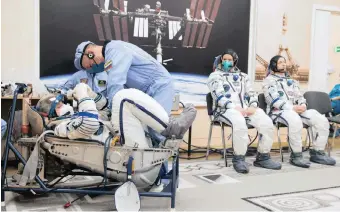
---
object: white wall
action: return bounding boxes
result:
[1,0,46,96]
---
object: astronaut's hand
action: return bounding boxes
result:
[73,83,90,100]
[246,107,257,116]
[47,119,65,128]
[293,105,306,114]
[85,85,98,99]
[235,106,247,117]
[66,89,74,100]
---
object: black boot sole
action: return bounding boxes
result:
[253,162,282,170]
[234,169,249,174]
[309,159,336,166]
[289,161,311,168]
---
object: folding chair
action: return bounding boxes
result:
[258,93,312,162]
[205,93,256,166]
[303,91,340,156]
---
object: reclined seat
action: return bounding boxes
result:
[22,105,179,188]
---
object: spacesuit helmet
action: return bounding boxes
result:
[218,49,239,72]
[269,55,287,73]
[36,94,74,118]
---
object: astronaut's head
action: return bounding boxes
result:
[218,49,239,72]
[74,41,104,71]
[36,94,74,118]
[269,55,287,73]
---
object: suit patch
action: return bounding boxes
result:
[104,60,112,71]
[80,78,88,84]
[232,81,240,86]
[98,80,107,87]
[287,91,294,97]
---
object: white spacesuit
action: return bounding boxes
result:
[263,55,336,167]
[207,49,281,174]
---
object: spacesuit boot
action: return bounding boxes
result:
[160,104,197,139]
[309,149,336,166]
[289,152,311,168]
[232,155,249,174]
[253,153,282,170]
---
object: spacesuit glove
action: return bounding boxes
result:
[54,121,68,137]
[235,106,247,117]
[73,83,90,101]
[66,89,74,100]
[85,85,99,99]
[246,107,257,116]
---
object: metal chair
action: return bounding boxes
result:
[205,93,256,165]
[303,91,340,156]
[258,93,312,162]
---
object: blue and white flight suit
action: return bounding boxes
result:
[263,72,336,167]
[59,70,108,97]
[207,59,280,174]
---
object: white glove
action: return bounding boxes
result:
[66,89,74,100]
[85,85,98,99]
[73,83,90,100]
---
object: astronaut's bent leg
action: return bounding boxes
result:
[219,109,249,173]
[300,109,336,165]
[248,108,281,170]
[111,89,196,148]
[147,80,175,146]
[272,110,310,168]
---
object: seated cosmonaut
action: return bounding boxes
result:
[31,83,197,187]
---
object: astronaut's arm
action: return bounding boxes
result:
[87,87,108,111]
[293,81,307,106]
[207,73,235,109]
[263,79,293,110]
[105,45,133,108]
[244,75,259,107]
[59,75,77,94]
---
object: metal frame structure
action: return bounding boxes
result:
[92,0,221,63]
[1,84,180,210]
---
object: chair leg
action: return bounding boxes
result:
[221,124,227,166]
[329,124,337,157]
[206,122,214,160]
[277,126,283,162]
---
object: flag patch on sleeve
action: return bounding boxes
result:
[80,78,88,84]
[104,60,112,71]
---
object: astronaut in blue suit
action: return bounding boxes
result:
[74,40,175,147]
